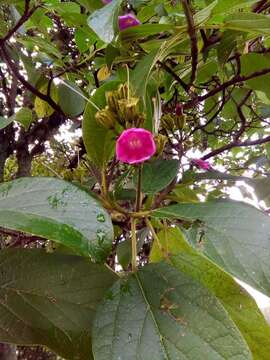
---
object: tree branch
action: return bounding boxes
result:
[202,134,270,160]
[182,0,198,87]
[184,67,270,110]
[0,44,64,115]
[157,60,189,93]
[0,0,39,43]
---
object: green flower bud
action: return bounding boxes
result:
[106,91,120,114]
[154,134,168,156]
[175,114,186,129]
[160,114,175,131]
[95,106,116,129]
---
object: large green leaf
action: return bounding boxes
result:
[134,159,179,194]
[58,80,86,117]
[241,53,270,99]
[82,81,119,168]
[0,177,113,261]
[224,12,270,35]
[92,262,252,359]
[150,226,270,360]
[0,249,117,359]
[152,200,270,297]
[87,0,121,43]
[131,35,182,98]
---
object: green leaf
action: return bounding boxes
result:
[0,177,113,261]
[82,81,120,168]
[212,0,255,15]
[34,83,58,118]
[0,116,13,130]
[194,0,218,25]
[224,12,270,35]
[58,80,86,117]
[150,226,270,360]
[241,53,270,99]
[135,159,178,194]
[119,23,172,42]
[92,262,252,359]
[153,200,270,297]
[77,0,102,12]
[169,184,199,203]
[131,35,181,98]
[87,0,121,43]
[0,249,117,359]
[15,107,33,130]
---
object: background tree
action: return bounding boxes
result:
[1,0,270,359]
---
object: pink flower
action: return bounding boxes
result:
[118,14,140,31]
[116,128,156,164]
[102,0,111,3]
[191,159,212,171]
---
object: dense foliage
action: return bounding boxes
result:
[1,0,270,359]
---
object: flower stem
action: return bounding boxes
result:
[101,168,107,197]
[131,217,137,272]
[135,164,142,212]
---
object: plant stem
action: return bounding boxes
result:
[135,164,142,212]
[145,218,168,259]
[101,168,107,196]
[131,217,137,272]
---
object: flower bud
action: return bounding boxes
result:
[175,114,186,129]
[106,91,120,114]
[118,14,140,31]
[95,106,116,129]
[154,134,167,156]
[117,97,140,126]
[175,103,183,116]
[160,114,175,131]
[117,83,129,99]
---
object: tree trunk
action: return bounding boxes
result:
[0,344,17,360]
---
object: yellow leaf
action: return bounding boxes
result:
[34,83,58,118]
[97,65,111,82]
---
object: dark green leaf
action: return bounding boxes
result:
[58,80,86,117]
[0,177,113,261]
[92,262,252,359]
[150,226,270,360]
[82,81,120,168]
[0,249,117,359]
[136,159,178,194]
[241,53,270,99]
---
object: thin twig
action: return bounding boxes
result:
[182,0,198,87]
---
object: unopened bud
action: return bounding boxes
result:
[95,107,116,129]
[175,103,183,116]
[175,114,186,129]
[106,91,120,114]
[117,83,129,99]
[118,97,140,126]
[160,114,175,131]
[154,134,167,156]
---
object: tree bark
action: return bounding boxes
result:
[0,344,17,360]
